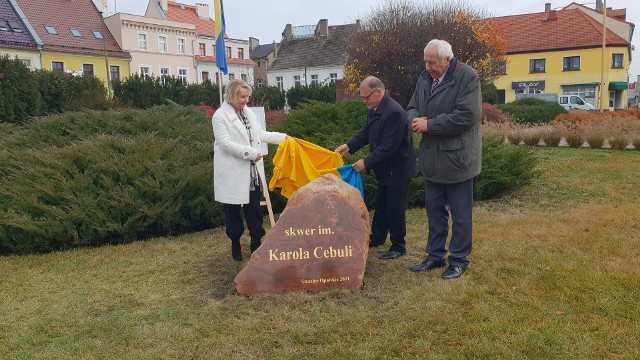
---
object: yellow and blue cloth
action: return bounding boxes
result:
[269,138,364,199]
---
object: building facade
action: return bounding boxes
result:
[491,2,633,110]
[267,19,358,91]
[145,0,255,85]
[105,12,197,83]
[11,0,130,88]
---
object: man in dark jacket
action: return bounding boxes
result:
[407,39,482,279]
[335,76,416,260]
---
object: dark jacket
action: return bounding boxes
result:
[347,93,416,186]
[407,57,482,184]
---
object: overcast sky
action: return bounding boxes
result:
[105,0,639,81]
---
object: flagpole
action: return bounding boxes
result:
[214,0,228,107]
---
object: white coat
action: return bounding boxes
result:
[212,101,286,204]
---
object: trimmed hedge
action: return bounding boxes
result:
[0,55,106,124]
[498,97,566,124]
[1,101,539,254]
[0,105,219,254]
[272,100,538,209]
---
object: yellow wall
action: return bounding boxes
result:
[41,51,130,95]
[0,48,41,69]
[494,46,629,109]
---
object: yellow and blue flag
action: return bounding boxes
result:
[214,0,228,74]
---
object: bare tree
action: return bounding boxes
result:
[344,0,506,106]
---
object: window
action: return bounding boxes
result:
[177,38,185,54]
[21,59,31,69]
[45,25,58,35]
[70,28,82,37]
[158,36,167,53]
[138,33,148,51]
[92,30,103,40]
[276,76,283,90]
[228,73,235,80]
[329,73,338,84]
[563,56,580,71]
[139,66,150,77]
[241,73,247,82]
[310,74,318,84]
[294,75,301,87]
[199,43,206,56]
[257,79,264,87]
[226,46,231,59]
[51,61,64,73]
[238,48,244,60]
[0,20,9,32]
[110,65,120,81]
[8,20,22,32]
[529,58,546,73]
[202,71,209,83]
[212,44,216,55]
[612,53,624,68]
[178,68,187,84]
[83,64,94,77]
[160,67,170,84]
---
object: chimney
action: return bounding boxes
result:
[545,3,551,12]
[160,0,168,12]
[249,37,259,51]
[273,41,278,59]
[315,19,328,37]
[548,10,557,21]
[282,24,292,41]
[595,0,603,11]
[196,3,209,18]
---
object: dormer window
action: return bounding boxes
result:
[0,20,9,32]
[8,20,22,32]
[92,30,104,40]
[70,28,82,37]
[45,25,58,35]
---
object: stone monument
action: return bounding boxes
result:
[234,174,370,294]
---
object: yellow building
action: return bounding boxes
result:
[491,3,633,110]
[8,0,130,95]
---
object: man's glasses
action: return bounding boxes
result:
[359,89,378,99]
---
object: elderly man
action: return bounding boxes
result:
[407,39,482,279]
[335,76,416,260]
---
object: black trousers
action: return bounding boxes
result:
[223,189,265,242]
[424,177,476,268]
[370,178,411,253]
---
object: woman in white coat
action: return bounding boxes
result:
[212,79,288,261]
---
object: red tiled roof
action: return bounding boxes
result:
[163,1,217,38]
[14,0,129,58]
[195,55,256,66]
[563,2,629,23]
[490,9,629,54]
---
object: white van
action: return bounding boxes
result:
[559,95,594,111]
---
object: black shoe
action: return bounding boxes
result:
[410,258,446,272]
[378,250,405,260]
[231,240,242,262]
[441,265,466,280]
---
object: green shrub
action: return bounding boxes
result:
[475,136,539,200]
[0,105,220,254]
[112,75,221,109]
[250,86,286,110]
[286,83,336,109]
[498,98,566,124]
[0,55,45,123]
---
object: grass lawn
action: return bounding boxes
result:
[1,148,639,359]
